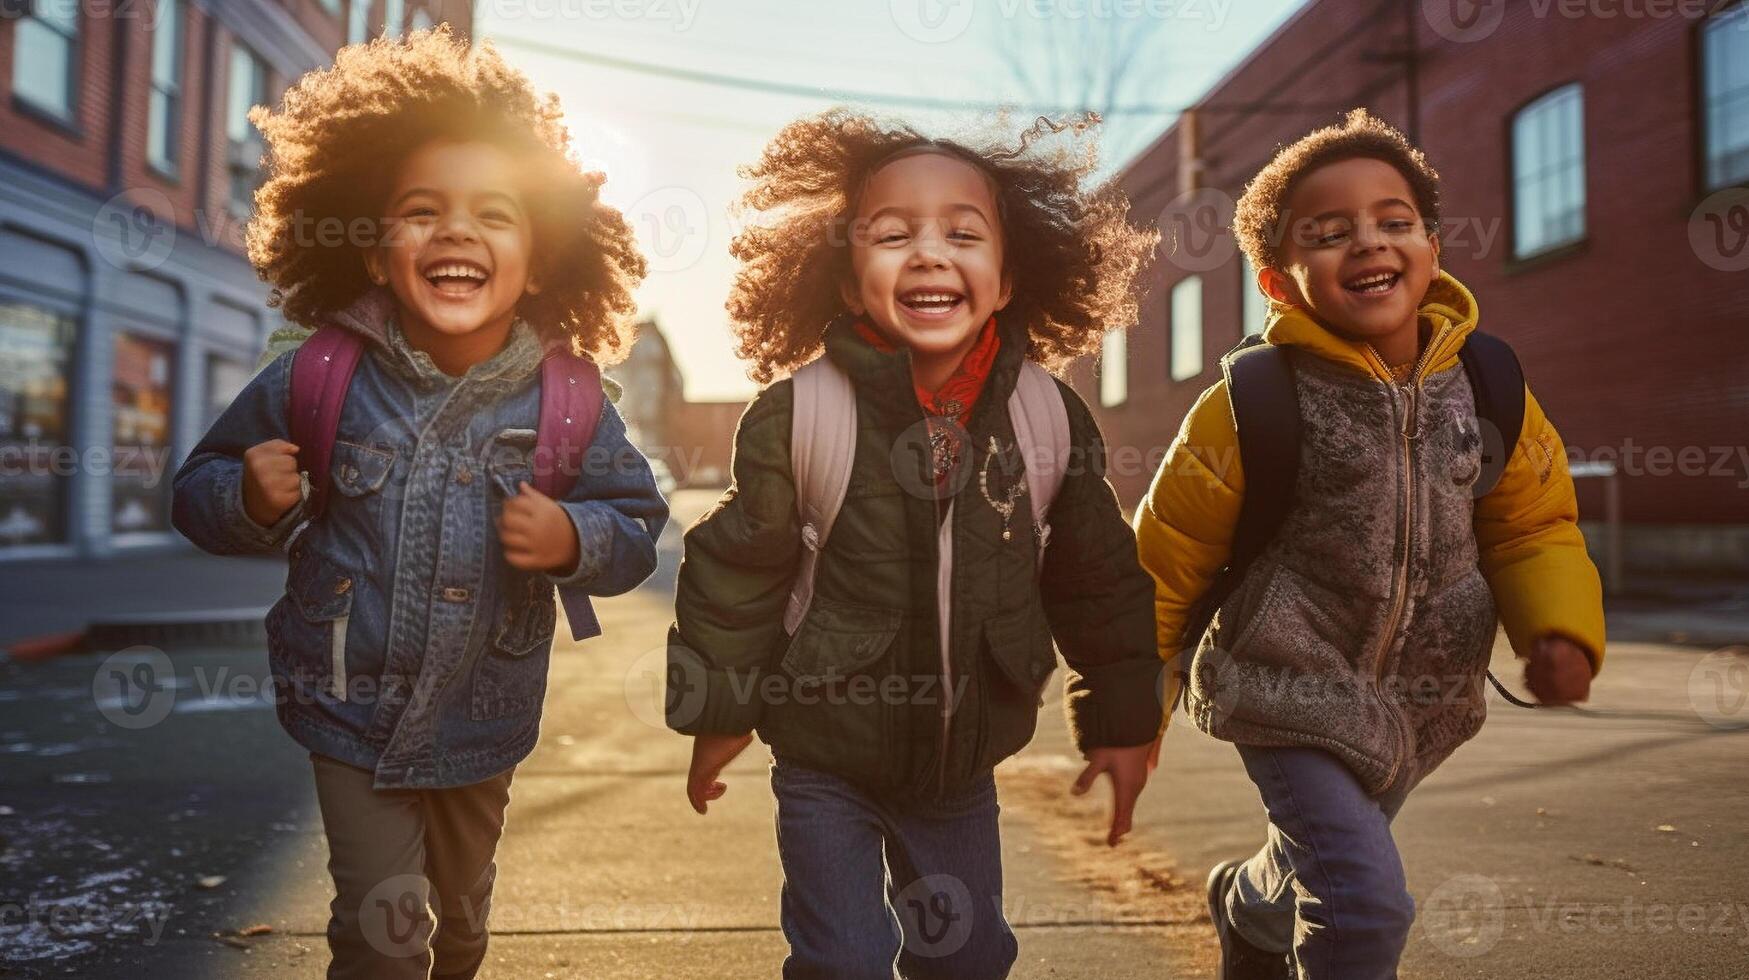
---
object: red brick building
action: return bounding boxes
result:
[0,0,469,560]
[1068,0,1749,575]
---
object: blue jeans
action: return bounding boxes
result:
[770,760,1018,980]
[1224,745,1418,980]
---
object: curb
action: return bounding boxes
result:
[6,609,270,661]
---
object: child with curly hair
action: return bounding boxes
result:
[1135,109,1604,979]
[171,27,667,980]
[667,109,1163,979]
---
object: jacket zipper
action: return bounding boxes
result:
[935,499,954,795]
[1367,335,1437,793]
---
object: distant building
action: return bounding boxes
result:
[0,0,471,560]
[614,319,743,490]
[1068,0,1749,575]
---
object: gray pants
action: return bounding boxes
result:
[310,752,515,980]
[1224,745,1418,980]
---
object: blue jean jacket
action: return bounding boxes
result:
[172,299,668,789]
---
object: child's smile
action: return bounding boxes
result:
[841,150,1012,389]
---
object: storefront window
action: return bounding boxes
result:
[112,332,175,534]
[204,354,248,428]
[0,303,76,547]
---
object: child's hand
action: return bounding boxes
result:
[687,732,753,815]
[497,482,581,573]
[1072,739,1158,847]
[1525,636,1593,705]
[242,439,302,527]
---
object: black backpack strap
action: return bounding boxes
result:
[1458,330,1526,498]
[1174,337,1300,694]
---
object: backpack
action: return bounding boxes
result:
[781,356,1073,637]
[1177,330,1529,702]
[286,325,608,641]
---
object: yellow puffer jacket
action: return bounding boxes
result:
[1135,272,1606,726]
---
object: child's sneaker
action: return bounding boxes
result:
[1206,860,1292,980]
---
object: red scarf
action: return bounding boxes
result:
[852,315,1001,424]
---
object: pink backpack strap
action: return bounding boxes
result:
[288,326,366,515]
[1006,361,1071,568]
[536,349,606,641]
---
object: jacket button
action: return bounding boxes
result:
[335,577,352,595]
[456,464,473,485]
[440,586,470,602]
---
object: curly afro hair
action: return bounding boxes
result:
[245,25,646,362]
[1234,108,1441,272]
[726,108,1158,384]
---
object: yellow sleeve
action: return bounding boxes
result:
[1474,386,1607,672]
[1132,380,1246,729]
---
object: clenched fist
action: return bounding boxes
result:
[497,481,581,574]
[242,439,302,528]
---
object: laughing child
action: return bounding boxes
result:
[171,28,667,980]
[1135,109,1606,979]
[668,110,1163,979]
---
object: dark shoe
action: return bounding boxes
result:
[1207,859,1293,980]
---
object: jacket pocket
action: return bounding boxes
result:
[330,440,396,497]
[765,596,904,779]
[471,573,557,720]
[974,606,1055,769]
[284,544,356,701]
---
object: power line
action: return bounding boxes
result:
[488,32,1351,118]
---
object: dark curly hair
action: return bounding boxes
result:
[245,25,646,362]
[726,108,1158,384]
[1234,108,1441,272]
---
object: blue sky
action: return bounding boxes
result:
[478,0,1307,400]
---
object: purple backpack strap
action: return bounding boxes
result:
[536,349,606,641]
[288,326,365,516]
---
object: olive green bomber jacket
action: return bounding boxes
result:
[666,314,1163,797]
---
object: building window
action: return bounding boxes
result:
[1702,5,1749,190]
[112,332,175,535]
[147,0,184,175]
[319,0,341,15]
[226,44,268,215]
[12,0,80,120]
[1099,328,1127,408]
[410,7,432,30]
[204,355,249,429]
[1241,259,1269,338]
[1170,276,1203,382]
[0,303,76,548]
[382,0,404,37]
[348,0,371,45]
[1511,84,1586,259]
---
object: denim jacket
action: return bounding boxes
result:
[172,289,669,788]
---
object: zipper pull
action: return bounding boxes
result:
[1402,384,1422,441]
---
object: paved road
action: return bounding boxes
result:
[3,491,1746,977]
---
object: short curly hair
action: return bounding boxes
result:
[1234,108,1441,272]
[726,109,1158,384]
[245,26,645,362]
